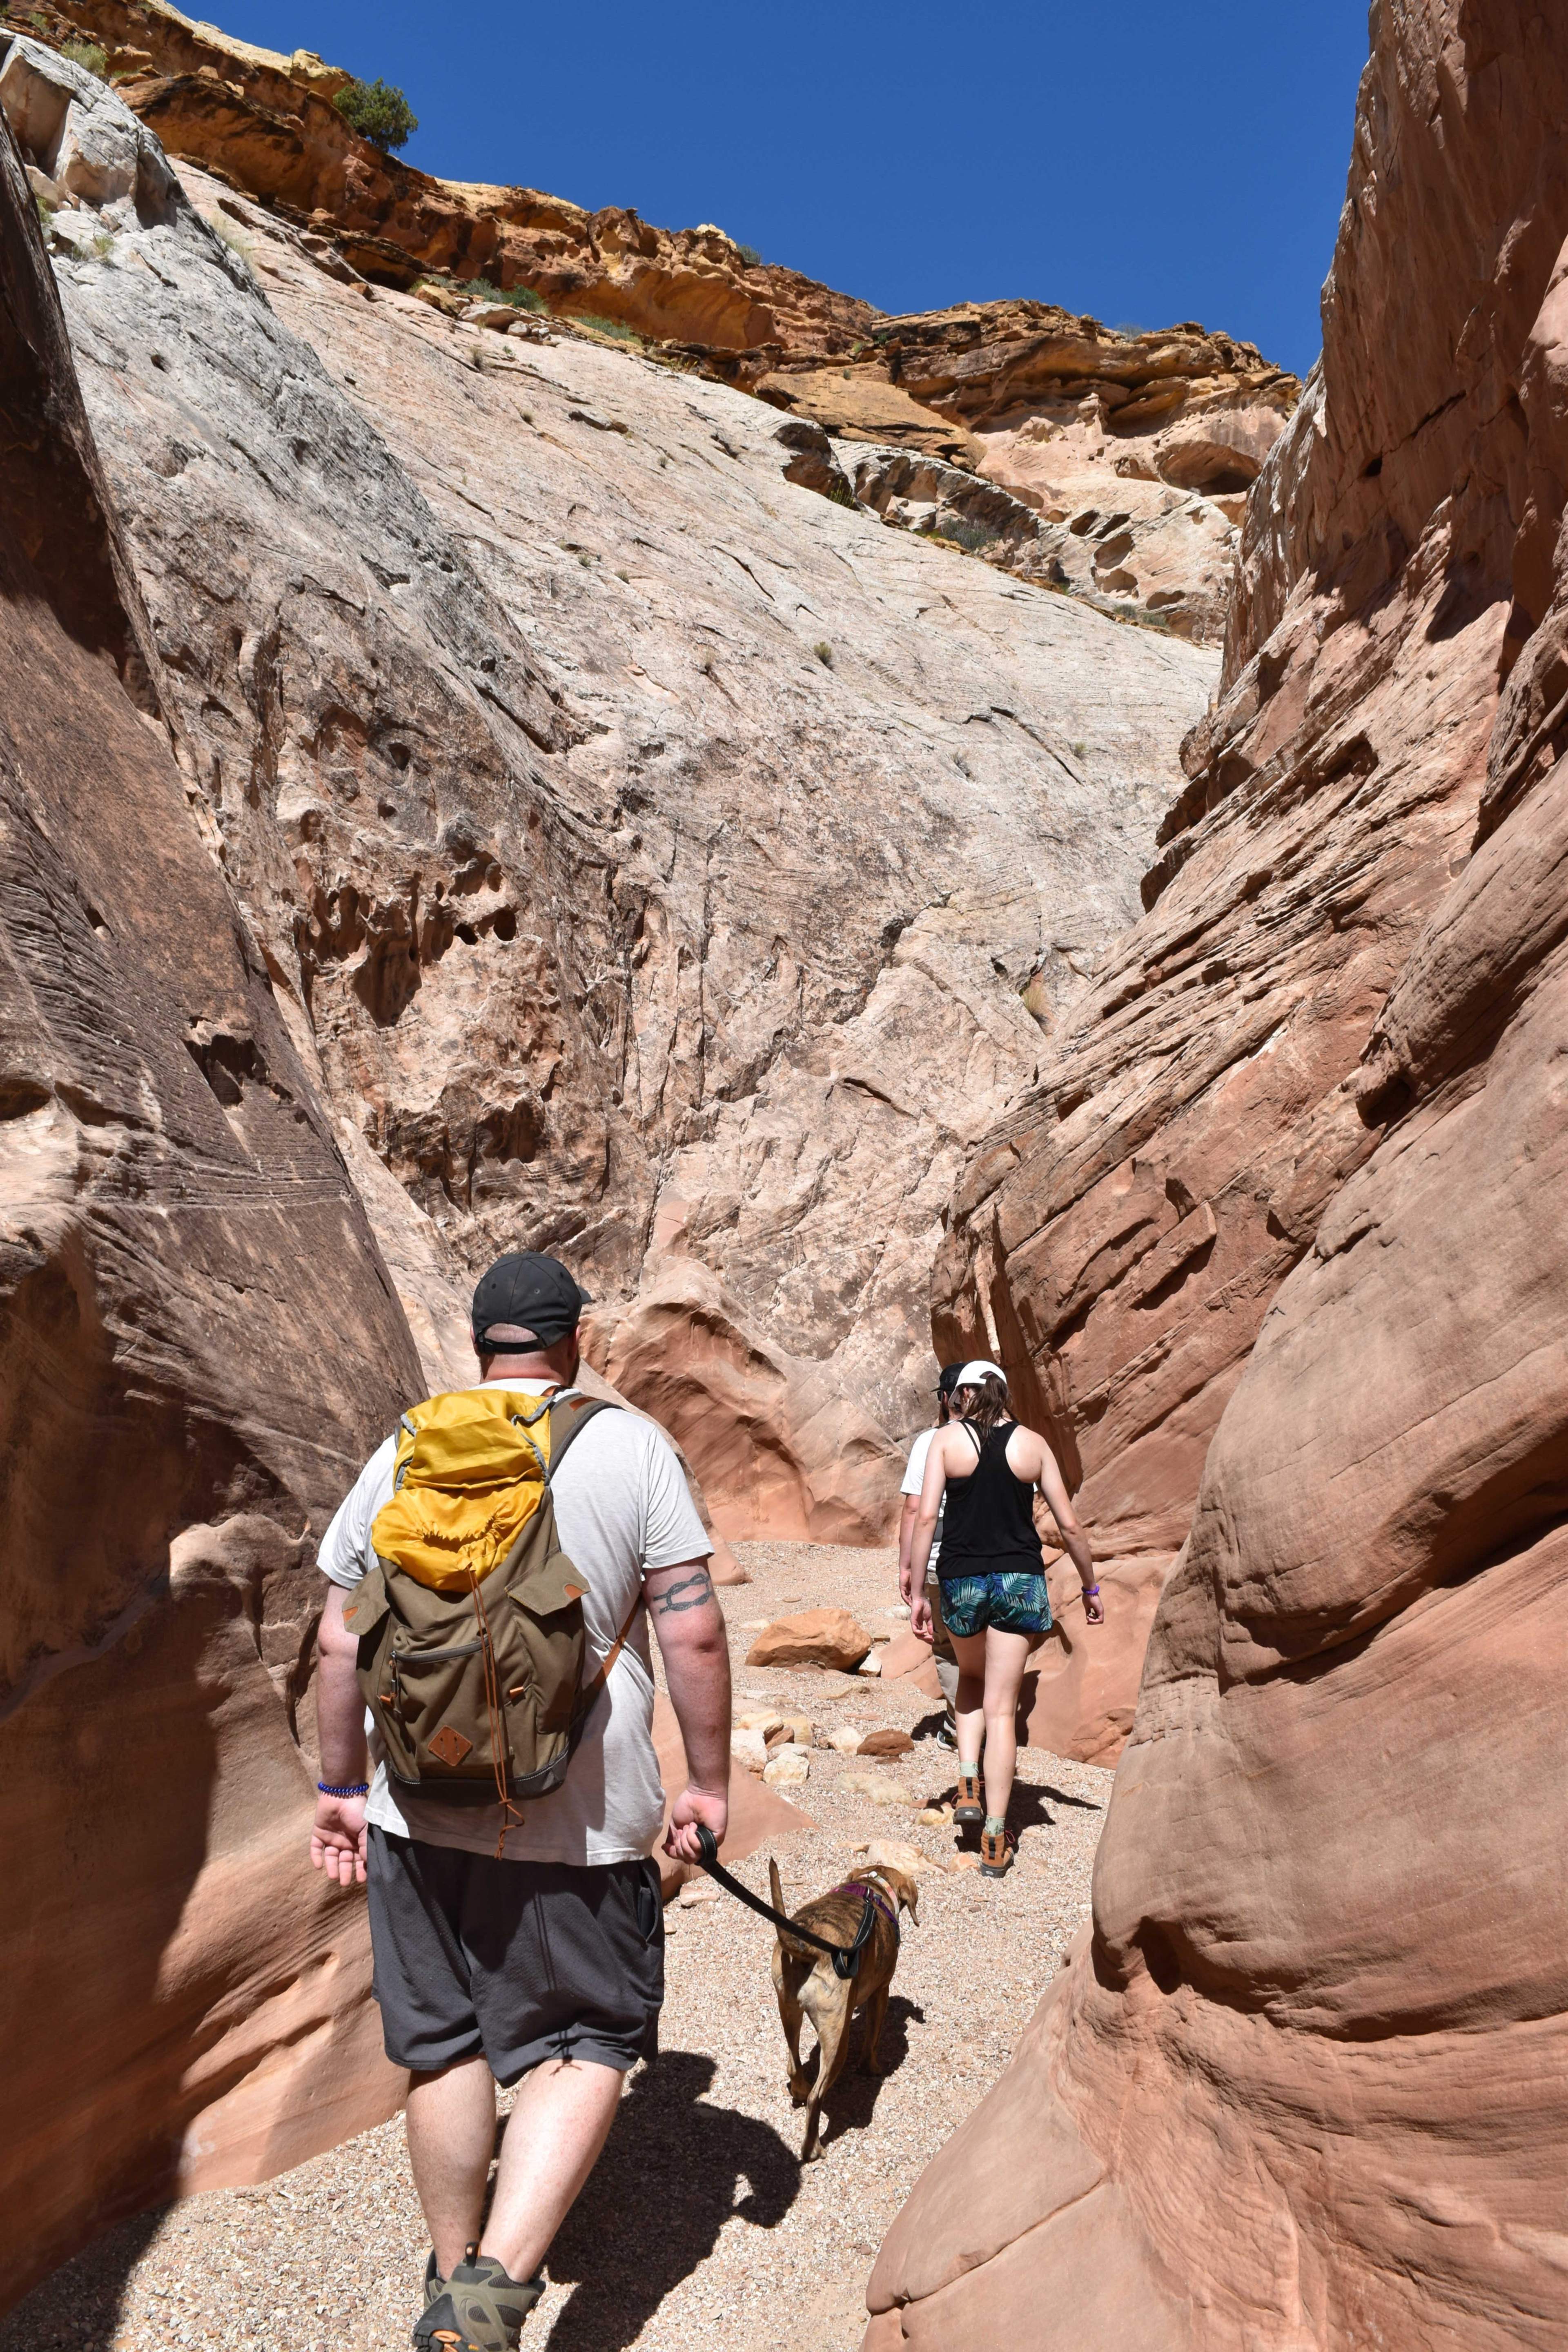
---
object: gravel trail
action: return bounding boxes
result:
[4,1541,1110,2352]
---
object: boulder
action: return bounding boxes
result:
[745,1608,874,1670]
[730,1727,769,1776]
[763,1744,811,1788]
[864,1838,930,1878]
[0,35,174,215]
[875,1627,933,1680]
[876,4,1568,2343]
[1016,1553,1175,1765]
[707,1532,749,1586]
[856,1728,914,1760]
[840,1774,912,1811]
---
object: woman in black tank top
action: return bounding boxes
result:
[906,1361,1102,1878]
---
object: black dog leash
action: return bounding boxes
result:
[693,1824,878,1981]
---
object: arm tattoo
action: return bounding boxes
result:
[651,1567,716,1616]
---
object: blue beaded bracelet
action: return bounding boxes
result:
[317,1780,370,1797]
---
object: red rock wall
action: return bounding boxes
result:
[0,110,419,2308]
[871,4,1568,2341]
[929,0,1568,1753]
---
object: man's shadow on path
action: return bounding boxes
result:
[540,2051,801,2351]
[0,2210,165,2352]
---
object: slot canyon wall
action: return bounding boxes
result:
[4,28,1219,1544]
[870,0,1568,2343]
[0,20,1243,2303]
[0,103,419,2308]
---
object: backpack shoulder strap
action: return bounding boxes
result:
[546,1393,620,1479]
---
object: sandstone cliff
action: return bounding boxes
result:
[4,0,1296,645]
[761,305,1298,644]
[871,2,1568,2341]
[3,33,1214,1543]
[0,96,421,2309]
[14,0,877,350]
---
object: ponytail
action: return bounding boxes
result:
[953,1371,1010,1435]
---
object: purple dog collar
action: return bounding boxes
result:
[842,1879,899,1933]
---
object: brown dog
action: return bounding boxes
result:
[768,1856,918,2162]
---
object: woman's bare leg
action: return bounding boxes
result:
[980,1628,1033,1825]
[950,1629,988,1773]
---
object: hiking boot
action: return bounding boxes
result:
[412,2252,543,2351]
[953,1768,984,1825]
[980,1824,1017,1878]
[934,1717,958,1751]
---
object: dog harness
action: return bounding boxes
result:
[842,1878,900,1939]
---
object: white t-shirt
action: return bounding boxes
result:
[319,1381,710,1866]
[902,1425,946,1574]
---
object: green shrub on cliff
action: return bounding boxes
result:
[60,37,107,76]
[575,312,641,344]
[334,76,417,153]
[453,276,546,314]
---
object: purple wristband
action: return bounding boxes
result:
[1080,1585,1099,1597]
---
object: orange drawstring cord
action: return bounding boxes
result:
[468,1565,526,1858]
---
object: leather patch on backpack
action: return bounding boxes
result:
[429,1724,473,1767]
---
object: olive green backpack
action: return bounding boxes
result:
[341,1388,636,1846]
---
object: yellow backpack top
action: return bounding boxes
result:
[371,1388,559,1592]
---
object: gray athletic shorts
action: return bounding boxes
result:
[366,1828,665,2085]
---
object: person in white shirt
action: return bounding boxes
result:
[308,1250,730,2352]
[897,1362,964,1746]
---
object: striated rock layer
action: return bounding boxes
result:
[7,1,1297,643]
[762,304,1299,644]
[872,3,1568,2343]
[0,100,420,2310]
[18,0,876,350]
[9,43,1214,1541]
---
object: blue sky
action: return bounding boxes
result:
[219,1,1370,379]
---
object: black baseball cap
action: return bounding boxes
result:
[937,1362,965,1398]
[472,1251,593,1352]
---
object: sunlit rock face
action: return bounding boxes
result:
[870,4,1568,2345]
[32,67,1212,1540]
[763,303,1298,644]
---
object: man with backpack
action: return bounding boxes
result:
[308,1250,731,2352]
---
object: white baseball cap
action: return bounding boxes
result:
[955,1359,1007,1386]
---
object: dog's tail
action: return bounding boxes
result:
[768,1856,820,1962]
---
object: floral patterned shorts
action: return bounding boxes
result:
[938,1568,1051,1639]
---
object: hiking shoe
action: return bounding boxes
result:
[980,1824,1017,1878]
[412,2253,543,2351]
[423,2252,445,2308]
[953,1768,984,1825]
[934,1718,958,1751]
